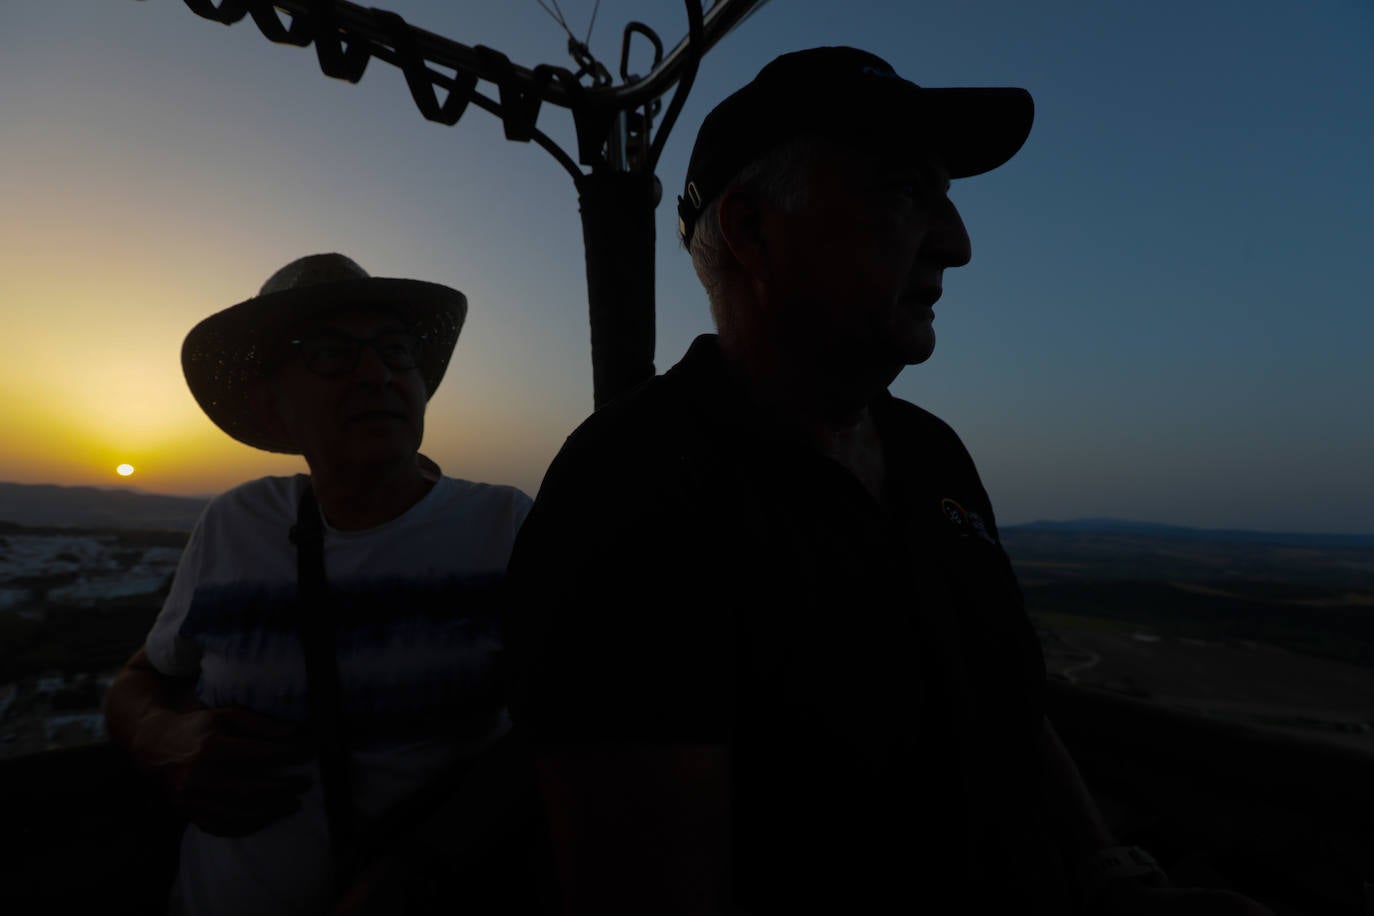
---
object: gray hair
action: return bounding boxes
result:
[686,137,825,333]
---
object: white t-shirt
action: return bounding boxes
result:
[144,473,531,915]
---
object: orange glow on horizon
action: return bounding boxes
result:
[0,248,555,500]
[0,368,550,498]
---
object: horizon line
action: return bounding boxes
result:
[2,480,1372,540]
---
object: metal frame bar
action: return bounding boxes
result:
[247,0,755,110]
[181,1,764,176]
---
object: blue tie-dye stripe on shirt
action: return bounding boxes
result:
[180,574,505,746]
[180,573,505,637]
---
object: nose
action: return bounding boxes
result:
[352,341,394,385]
[930,194,972,268]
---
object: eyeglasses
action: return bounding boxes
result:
[288,330,426,378]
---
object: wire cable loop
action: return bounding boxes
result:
[311,0,371,82]
[182,0,250,25]
[246,1,315,46]
[371,8,477,125]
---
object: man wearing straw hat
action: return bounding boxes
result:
[106,254,533,914]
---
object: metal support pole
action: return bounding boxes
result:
[576,170,658,409]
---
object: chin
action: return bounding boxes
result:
[885,314,936,366]
[900,333,936,366]
[346,435,423,467]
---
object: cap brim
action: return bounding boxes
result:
[182,277,466,454]
[905,87,1035,179]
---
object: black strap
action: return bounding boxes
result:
[290,483,355,882]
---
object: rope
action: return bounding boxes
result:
[535,0,575,44]
[585,0,601,45]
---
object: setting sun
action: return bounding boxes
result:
[116,464,135,477]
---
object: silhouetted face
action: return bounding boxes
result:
[266,308,427,468]
[767,139,972,379]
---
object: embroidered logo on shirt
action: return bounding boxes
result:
[941,498,969,533]
[941,497,998,544]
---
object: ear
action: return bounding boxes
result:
[250,377,294,450]
[717,186,777,287]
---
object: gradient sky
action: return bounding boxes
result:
[3,1,1371,532]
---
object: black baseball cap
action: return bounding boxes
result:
[677,46,1034,246]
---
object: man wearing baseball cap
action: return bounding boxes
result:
[105,254,535,914]
[506,48,1274,914]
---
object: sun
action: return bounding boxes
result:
[116,463,135,477]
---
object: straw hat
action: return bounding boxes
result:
[182,253,467,454]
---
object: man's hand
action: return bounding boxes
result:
[1093,881,1277,916]
[106,646,315,837]
[145,704,315,836]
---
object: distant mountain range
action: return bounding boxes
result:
[0,482,208,532]
[0,482,1371,546]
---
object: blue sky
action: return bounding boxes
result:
[2,1,1372,532]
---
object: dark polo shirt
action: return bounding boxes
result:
[505,335,1064,910]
